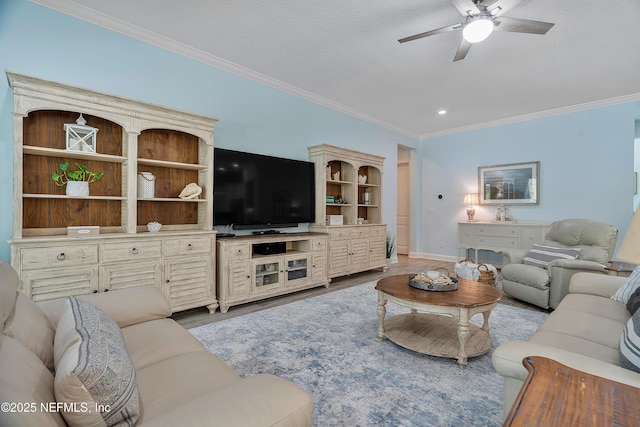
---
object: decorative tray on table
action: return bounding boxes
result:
[409,270,458,292]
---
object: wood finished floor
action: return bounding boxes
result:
[173,255,547,329]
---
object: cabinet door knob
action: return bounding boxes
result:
[166,279,170,283]
[187,243,193,250]
[103,289,109,292]
[92,290,98,294]
[57,253,65,261]
[131,248,138,254]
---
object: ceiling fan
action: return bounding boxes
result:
[398,0,555,61]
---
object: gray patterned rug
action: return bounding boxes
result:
[189,281,547,426]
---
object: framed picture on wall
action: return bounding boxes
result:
[478,161,540,205]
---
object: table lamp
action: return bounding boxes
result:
[463,193,479,222]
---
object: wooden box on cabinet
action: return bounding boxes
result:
[216,232,329,313]
[7,72,218,313]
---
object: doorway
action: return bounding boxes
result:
[397,146,411,255]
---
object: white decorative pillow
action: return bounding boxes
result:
[523,244,581,269]
[611,266,640,304]
[620,307,640,373]
[54,297,139,427]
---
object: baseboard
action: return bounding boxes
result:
[408,252,458,263]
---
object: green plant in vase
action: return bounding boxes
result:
[386,233,396,259]
[51,161,104,196]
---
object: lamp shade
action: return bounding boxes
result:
[464,193,479,206]
[617,208,640,264]
[463,16,494,43]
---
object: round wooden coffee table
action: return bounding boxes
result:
[375,274,501,369]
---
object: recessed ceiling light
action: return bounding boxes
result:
[438,110,447,115]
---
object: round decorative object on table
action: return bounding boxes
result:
[408,272,458,291]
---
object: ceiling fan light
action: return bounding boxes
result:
[463,17,494,43]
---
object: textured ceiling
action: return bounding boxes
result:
[34,0,640,138]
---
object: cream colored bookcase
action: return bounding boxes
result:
[308,144,387,279]
[7,72,219,313]
[216,232,329,313]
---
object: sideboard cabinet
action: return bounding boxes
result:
[8,72,218,313]
[308,145,387,279]
[458,221,550,264]
[216,232,329,313]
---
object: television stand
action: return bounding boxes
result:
[216,232,329,312]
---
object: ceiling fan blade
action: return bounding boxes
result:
[485,0,523,17]
[451,0,481,16]
[453,38,473,62]
[494,16,555,35]
[398,23,462,43]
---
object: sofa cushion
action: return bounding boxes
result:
[611,266,640,304]
[620,308,640,373]
[502,263,550,289]
[558,293,629,324]
[0,262,19,330]
[122,318,207,370]
[136,351,240,423]
[54,297,140,427]
[523,244,581,269]
[3,293,56,372]
[0,335,66,427]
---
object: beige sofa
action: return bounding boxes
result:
[0,262,314,427]
[492,271,640,417]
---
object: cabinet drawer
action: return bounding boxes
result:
[477,225,518,237]
[164,236,212,257]
[312,238,327,252]
[369,226,386,238]
[477,236,519,249]
[21,245,99,270]
[226,243,251,261]
[102,241,162,263]
[329,229,351,241]
[351,228,370,239]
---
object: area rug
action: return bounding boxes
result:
[189,281,548,426]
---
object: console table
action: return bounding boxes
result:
[504,356,640,426]
[457,221,549,264]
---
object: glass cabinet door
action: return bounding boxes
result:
[285,254,310,286]
[253,259,282,288]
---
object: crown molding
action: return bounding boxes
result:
[420,92,640,140]
[29,0,419,139]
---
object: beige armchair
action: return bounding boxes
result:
[501,219,618,309]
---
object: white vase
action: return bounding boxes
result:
[66,181,89,196]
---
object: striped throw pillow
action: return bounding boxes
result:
[611,266,640,304]
[621,308,640,373]
[523,244,581,269]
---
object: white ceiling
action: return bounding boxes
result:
[34,0,640,138]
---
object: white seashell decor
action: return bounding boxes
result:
[179,182,202,199]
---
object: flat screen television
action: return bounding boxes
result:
[213,148,315,230]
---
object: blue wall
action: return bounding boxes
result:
[2,0,639,264]
[417,102,640,260]
[0,0,416,262]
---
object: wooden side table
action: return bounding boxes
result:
[504,356,640,426]
[605,261,636,277]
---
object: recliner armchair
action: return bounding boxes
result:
[501,219,618,309]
